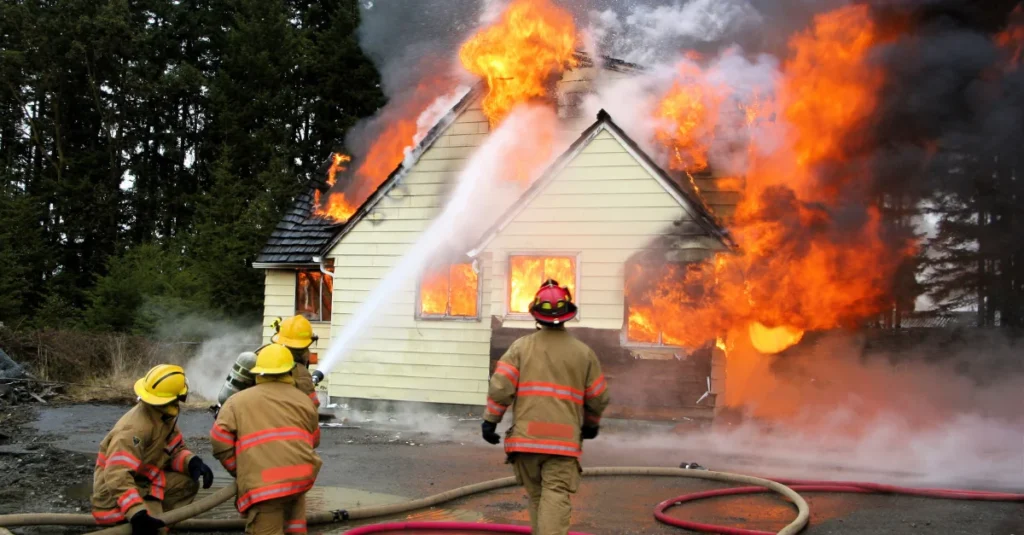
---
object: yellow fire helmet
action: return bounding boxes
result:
[272,315,317,349]
[134,364,189,406]
[250,344,297,376]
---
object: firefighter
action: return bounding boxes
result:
[211,344,322,535]
[481,279,610,535]
[216,315,321,410]
[91,365,215,535]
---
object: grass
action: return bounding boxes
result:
[2,327,214,407]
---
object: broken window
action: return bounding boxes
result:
[296,265,333,322]
[508,255,577,315]
[418,262,479,319]
[624,261,702,347]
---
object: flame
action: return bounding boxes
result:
[314,153,355,220]
[748,322,805,355]
[420,263,479,317]
[997,5,1024,68]
[654,62,723,173]
[508,256,576,314]
[635,5,912,359]
[459,0,577,125]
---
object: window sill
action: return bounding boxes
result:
[415,315,482,323]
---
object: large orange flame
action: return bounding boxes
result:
[459,0,577,125]
[654,61,724,173]
[420,263,479,317]
[509,256,576,314]
[632,5,913,356]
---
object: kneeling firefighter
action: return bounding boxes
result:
[480,280,611,535]
[91,365,215,534]
[211,344,322,535]
[216,315,323,411]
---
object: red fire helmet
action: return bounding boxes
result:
[529,279,578,324]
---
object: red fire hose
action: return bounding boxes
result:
[342,522,592,534]
[654,478,1024,535]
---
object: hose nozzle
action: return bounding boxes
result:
[311,369,325,385]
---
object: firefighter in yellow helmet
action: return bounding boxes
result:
[481,280,610,535]
[211,344,322,535]
[216,315,321,411]
[91,365,215,535]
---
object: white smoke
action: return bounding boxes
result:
[402,86,473,170]
[320,105,565,373]
[182,328,260,402]
[587,0,764,65]
[582,47,781,177]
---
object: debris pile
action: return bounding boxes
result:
[0,348,60,407]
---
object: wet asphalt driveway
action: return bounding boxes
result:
[14,404,1024,534]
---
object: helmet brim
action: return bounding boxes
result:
[530,304,578,324]
[250,363,296,375]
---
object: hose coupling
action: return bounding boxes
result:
[331,509,350,522]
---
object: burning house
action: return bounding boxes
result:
[254,42,740,419]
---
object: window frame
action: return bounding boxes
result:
[295,263,333,323]
[414,260,483,322]
[504,251,582,321]
[620,261,700,349]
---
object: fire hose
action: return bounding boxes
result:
[3,467,1023,535]
[0,467,809,534]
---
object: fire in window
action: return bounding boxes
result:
[419,262,479,318]
[624,262,705,347]
[296,266,333,322]
[508,256,577,314]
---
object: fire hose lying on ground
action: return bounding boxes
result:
[1,465,1022,535]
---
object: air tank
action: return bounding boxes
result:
[217,350,258,406]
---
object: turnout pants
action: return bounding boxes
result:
[244,492,307,535]
[91,472,198,525]
[511,453,582,535]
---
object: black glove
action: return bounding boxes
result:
[481,421,501,445]
[130,510,165,535]
[581,426,599,440]
[188,456,215,489]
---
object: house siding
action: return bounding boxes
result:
[324,99,493,406]
[484,128,720,332]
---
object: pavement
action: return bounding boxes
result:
[5,403,1023,534]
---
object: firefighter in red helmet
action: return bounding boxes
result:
[481,279,610,535]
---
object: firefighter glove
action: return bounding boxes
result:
[188,456,215,489]
[481,421,501,445]
[130,510,165,535]
[581,426,599,440]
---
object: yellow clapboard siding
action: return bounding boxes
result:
[569,153,638,168]
[401,171,459,186]
[420,146,479,161]
[330,385,486,406]
[580,138,628,154]
[543,179,667,195]
[265,270,294,287]
[524,193,680,209]
[264,283,294,296]
[557,166,650,181]
[331,312,491,331]
[264,305,295,317]
[513,207,685,223]
[332,361,489,381]
[450,122,484,136]
[342,350,490,368]
[333,373,485,394]
[347,338,490,355]
[343,220,432,233]
[448,134,488,147]
[264,294,294,308]
[411,159,467,173]
[362,326,493,343]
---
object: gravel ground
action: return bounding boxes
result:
[0,403,1021,535]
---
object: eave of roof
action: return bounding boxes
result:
[466,109,734,257]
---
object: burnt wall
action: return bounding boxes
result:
[488,317,713,421]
